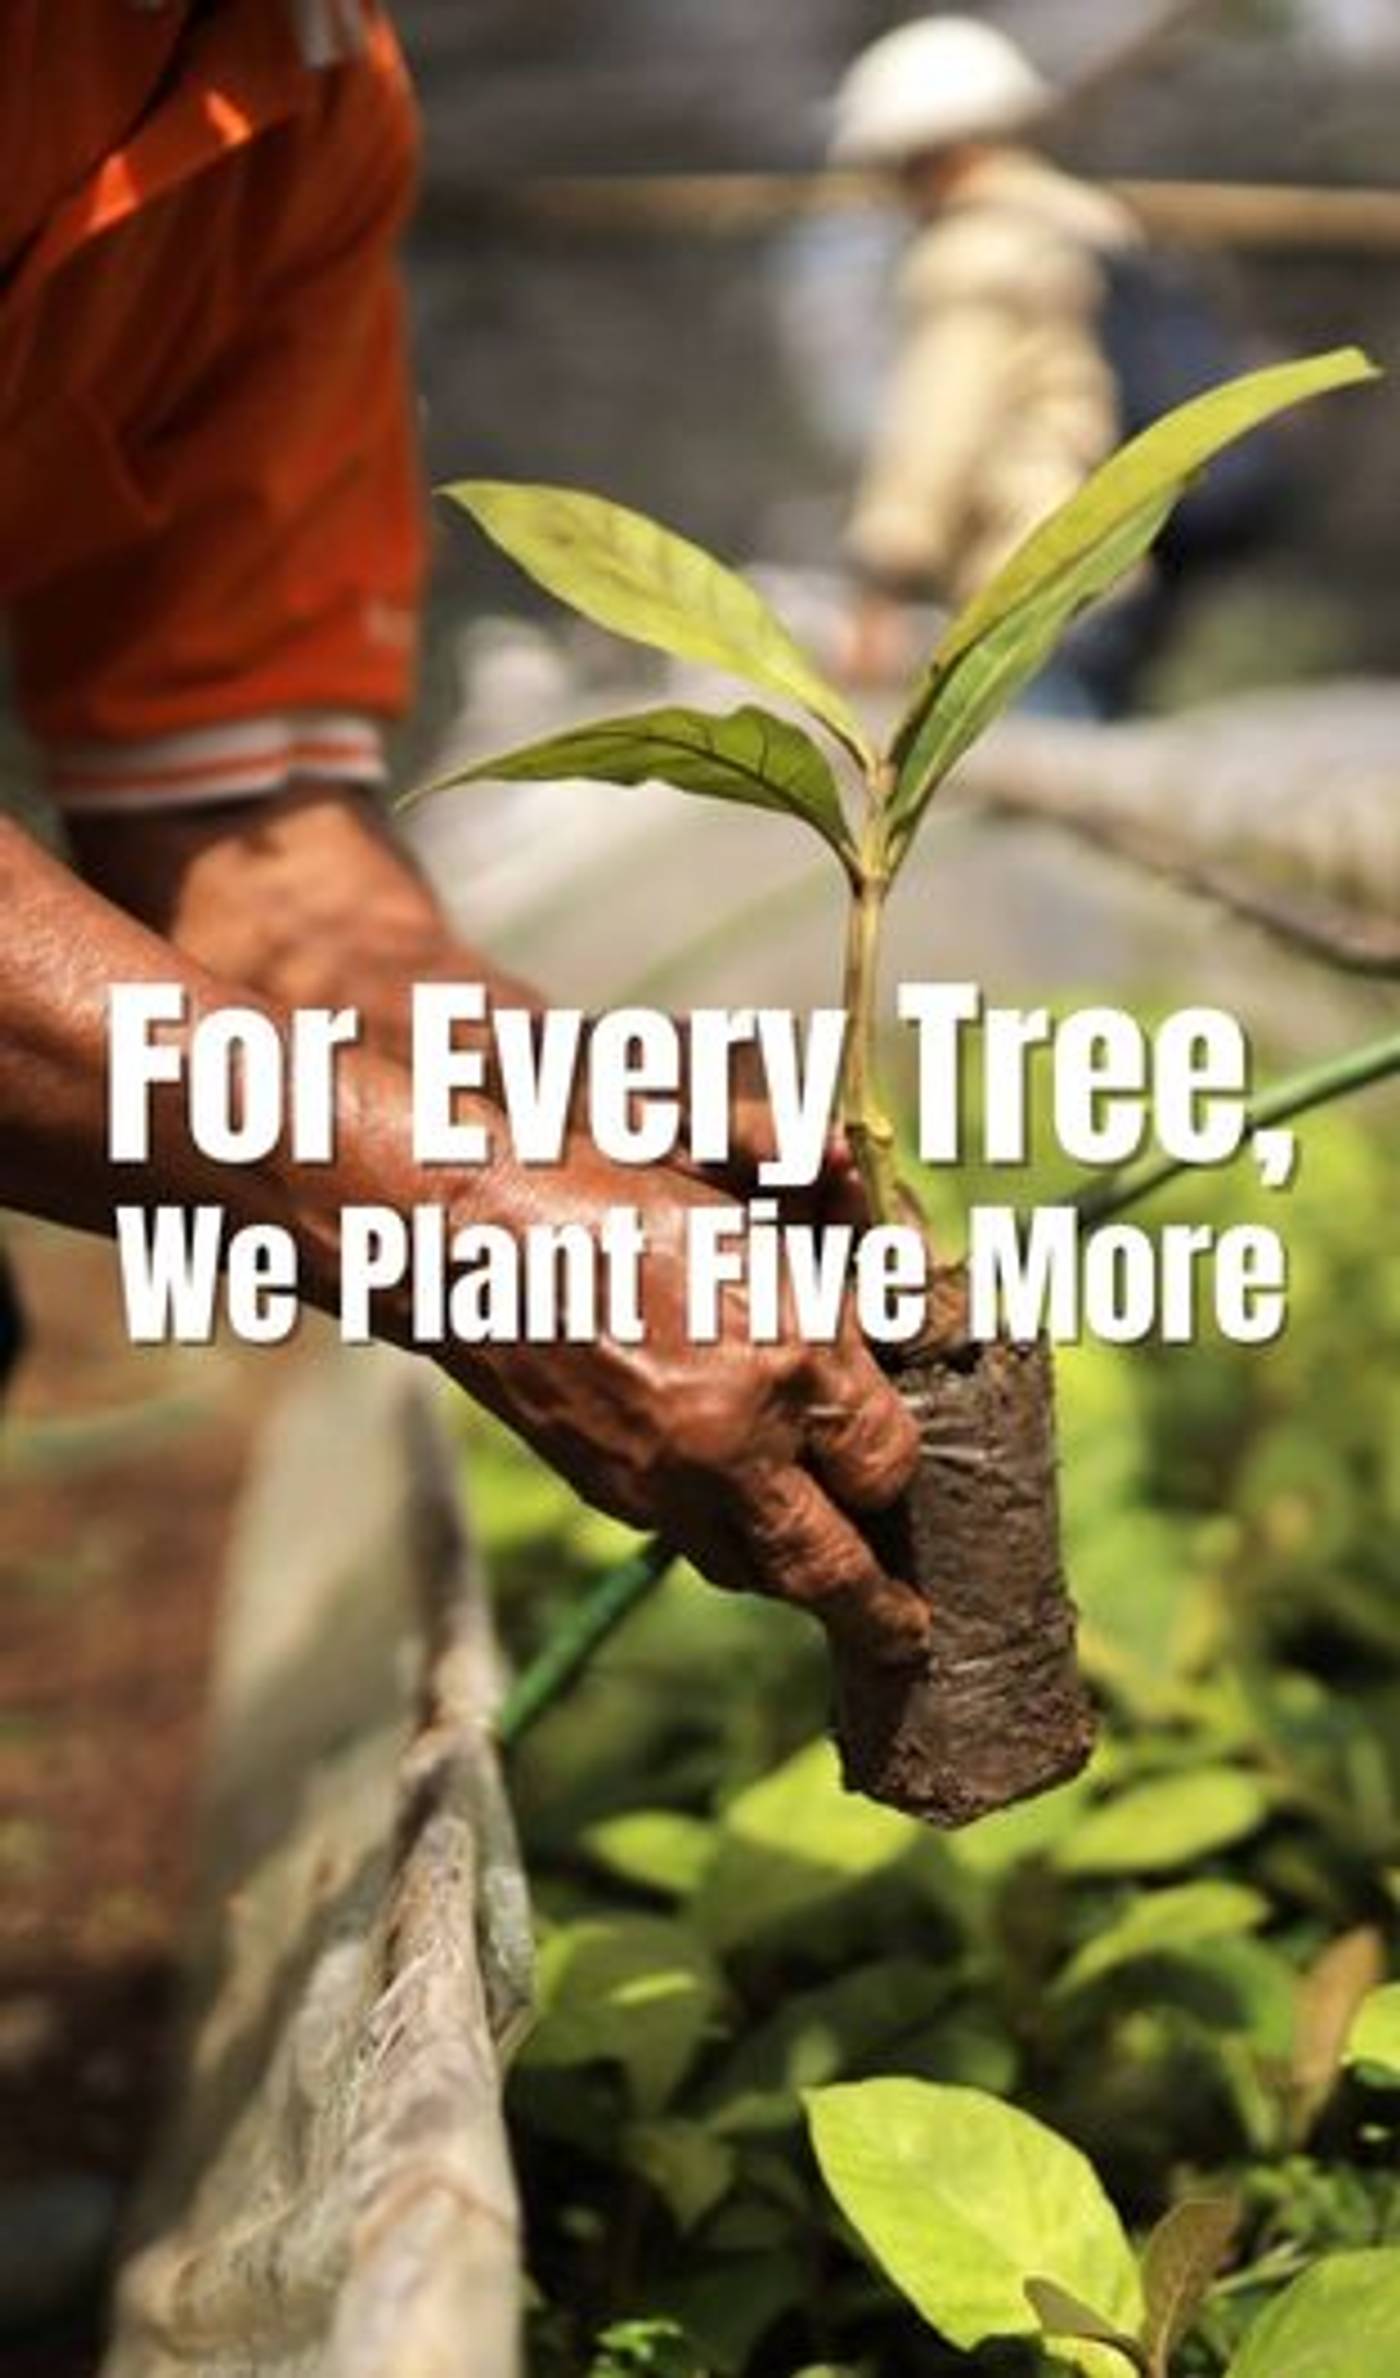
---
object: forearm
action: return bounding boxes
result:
[68,784,546,1077]
[0,815,492,1324]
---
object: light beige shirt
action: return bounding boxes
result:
[848,149,1140,604]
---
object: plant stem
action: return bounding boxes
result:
[840,788,902,1226]
[496,1535,675,1750]
[1077,1022,1400,1225]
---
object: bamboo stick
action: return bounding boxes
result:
[454,171,1400,255]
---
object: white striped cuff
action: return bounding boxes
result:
[47,712,388,815]
[290,0,372,69]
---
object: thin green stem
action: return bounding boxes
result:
[496,1536,675,1750]
[1077,1023,1400,1226]
[839,775,903,1227]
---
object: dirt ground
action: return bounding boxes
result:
[0,1218,301,2375]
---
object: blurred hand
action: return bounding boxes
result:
[836,589,917,690]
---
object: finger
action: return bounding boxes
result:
[803,1349,922,1512]
[727,1462,930,1664]
[809,1132,869,1227]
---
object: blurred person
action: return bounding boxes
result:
[1,3,925,1659]
[831,14,1159,714]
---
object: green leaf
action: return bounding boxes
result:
[625,2119,736,2233]
[424,702,854,863]
[947,1773,1097,1878]
[693,1739,915,1955]
[1055,1882,1270,1998]
[805,2080,1142,2367]
[583,1810,717,1901]
[1140,2197,1240,2374]
[443,480,871,763]
[656,2251,807,2375]
[887,348,1378,856]
[890,494,1170,855]
[1054,1768,1270,1876]
[1344,1982,1400,2086]
[1025,2277,1148,2373]
[701,1958,953,2136]
[522,1915,722,2114]
[591,2318,706,2378]
[1225,2248,1400,2378]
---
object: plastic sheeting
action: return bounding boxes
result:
[104,1347,529,2378]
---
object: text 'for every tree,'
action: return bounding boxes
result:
[421,346,1378,1826]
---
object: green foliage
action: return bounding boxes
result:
[522,1915,723,2115]
[436,356,1379,1225]
[887,350,1376,850]
[441,479,870,765]
[1025,2277,1148,2374]
[1224,2249,1400,2376]
[1345,1984,1400,2087]
[437,353,1375,898]
[1054,1770,1272,1878]
[692,1738,915,1953]
[1054,1884,1269,2000]
[472,1103,1399,2373]
[429,704,854,868]
[591,2319,706,2378]
[805,2079,1142,2365]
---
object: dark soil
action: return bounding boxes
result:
[837,1271,1096,1825]
[0,1220,298,2375]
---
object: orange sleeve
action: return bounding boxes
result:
[11,24,428,812]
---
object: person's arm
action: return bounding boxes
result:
[2,815,925,1661]
[68,784,543,1085]
[69,786,866,1213]
[847,292,1014,600]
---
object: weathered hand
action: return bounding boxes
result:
[445,1140,926,1663]
[670,1036,869,1226]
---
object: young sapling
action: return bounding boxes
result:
[423,346,1376,1823]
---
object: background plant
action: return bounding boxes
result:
[461,1097,1400,2373]
[424,348,1399,2367]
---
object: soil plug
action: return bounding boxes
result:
[835,1265,1094,1824]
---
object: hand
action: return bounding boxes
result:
[671,1037,869,1227]
[438,1139,927,1664]
[73,787,866,1217]
[836,590,916,690]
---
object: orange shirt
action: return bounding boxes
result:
[0,5,189,274]
[1,1,426,811]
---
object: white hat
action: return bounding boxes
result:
[830,16,1051,167]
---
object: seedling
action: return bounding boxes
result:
[427,348,1376,1822]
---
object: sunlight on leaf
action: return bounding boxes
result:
[418,701,854,863]
[1025,2276,1148,2374]
[1343,1980,1400,2086]
[805,2080,1142,2369]
[1055,1882,1269,1998]
[443,480,872,764]
[1055,1767,1270,1876]
[1225,2248,1400,2378]
[693,1740,915,1954]
[583,1810,717,1902]
[887,348,1378,858]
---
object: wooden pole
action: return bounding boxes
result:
[456,171,1400,255]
